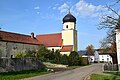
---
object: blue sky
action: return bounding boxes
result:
[0,0,119,50]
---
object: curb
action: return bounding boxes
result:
[84,74,91,80]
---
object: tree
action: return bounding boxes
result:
[36,45,49,61]
[98,1,120,64]
[68,51,80,66]
[86,44,94,55]
[24,48,36,58]
[53,50,61,63]
[60,54,69,65]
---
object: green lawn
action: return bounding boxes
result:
[0,70,51,80]
[90,72,120,80]
[104,72,120,76]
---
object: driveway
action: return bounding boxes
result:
[23,63,103,80]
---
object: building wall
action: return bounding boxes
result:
[0,41,39,58]
[99,54,112,63]
[94,51,99,62]
[73,30,77,51]
[60,52,70,56]
[116,29,120,71]
[63,22,76,30]
[62,22,77,51]
[62,30,74,46]
[89,56,94,63]
[47,47,61,51]
[0,58,46,72]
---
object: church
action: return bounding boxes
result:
[0,11,77,58]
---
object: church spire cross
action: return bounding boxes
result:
[68,8,71,14]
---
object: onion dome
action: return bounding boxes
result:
[63,11,76,23]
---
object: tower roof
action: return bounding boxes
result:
[63,11,76,23]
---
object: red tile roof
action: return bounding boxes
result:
[60,45,73,52]
[0,30,41,45]
[36,33,62,47]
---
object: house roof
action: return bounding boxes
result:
[0,30,41,45]
[99,53,112,56]
[36,33,62,47]
[60,45,73,52]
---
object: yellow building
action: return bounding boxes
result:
[36,11,77,55]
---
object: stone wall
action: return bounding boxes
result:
[103,64,118,71]
[0,58,46,72]
[0,41,39,58]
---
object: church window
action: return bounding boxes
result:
[66,25,68,28]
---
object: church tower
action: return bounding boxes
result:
[62,11,77,51]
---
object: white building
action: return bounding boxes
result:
[99,53,113,63]
[94,51,99,62]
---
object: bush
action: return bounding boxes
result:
[68,51,80,66]
[24,49,36,58]
[60,54,69,65]
[15,52,26,58]
[53,50,61,63]
[36,45,50,61]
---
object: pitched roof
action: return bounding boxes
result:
[36,33,62,47]
[60,45,73,52]
[0,30,41,45]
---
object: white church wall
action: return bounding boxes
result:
[60,52,70,56]
[47,47,61,51]
[63,22,75,30]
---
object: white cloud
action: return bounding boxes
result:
[58,3,69,13]
[75,0,106,17]
[57,0,108,17]
[34,6,40,10]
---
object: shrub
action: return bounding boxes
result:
[36,45,50,61]
[15,52,26,58]
[60,54,69,65]
[24,49,36,58]
[68,51,80,66]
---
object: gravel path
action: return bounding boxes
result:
[23,63,103,80]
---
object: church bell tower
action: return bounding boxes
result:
[62,11,77,51]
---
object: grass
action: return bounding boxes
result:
[90,72,120,80]
[104,71,120,76]
[0,70,51,80]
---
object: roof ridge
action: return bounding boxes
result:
[0,30,31,37]
[37,33,61,36]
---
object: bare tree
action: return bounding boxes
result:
[98,1,120,64]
